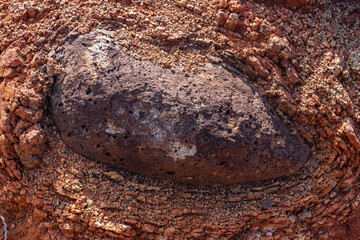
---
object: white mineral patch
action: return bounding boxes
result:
[105,128,116,134]
[167,140,197,160]
[105,120,125,135]
[87,36,112,68]
[151,127,168,140]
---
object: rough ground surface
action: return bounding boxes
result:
[0,0,359,239]
[50,33,309,185]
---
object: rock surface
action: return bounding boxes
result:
[50,34,309,184]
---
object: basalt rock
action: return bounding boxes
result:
[49,34,309,184]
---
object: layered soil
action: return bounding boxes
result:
[0,0,360,239]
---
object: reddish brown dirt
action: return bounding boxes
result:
[315,212,360,240]
[0,0,360,239]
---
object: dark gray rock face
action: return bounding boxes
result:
[49,34,309,184]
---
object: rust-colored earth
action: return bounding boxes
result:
[0,0,360,239]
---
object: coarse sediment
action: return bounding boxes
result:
[0,0,359,239]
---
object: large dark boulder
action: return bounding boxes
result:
[49,33,309,184]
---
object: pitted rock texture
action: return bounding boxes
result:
[50,34,309,184]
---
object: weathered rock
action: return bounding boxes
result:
[229,0,244,14]
[49,34,309,184]
[216,10,228,26]
[15,106,43,124]
[14,143,42,169]
[348,48,360,76]
[19,124,45,155]
[0,47,23,78]
[0,47,24,68]
[0,67,16,78]
[225,13,240,31]
[0,133,17,159]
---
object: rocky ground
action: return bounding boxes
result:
[0,0,360,239]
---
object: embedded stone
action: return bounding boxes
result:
[348,48,360,76]
[49,34,309,184]
[19,124,46,155]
